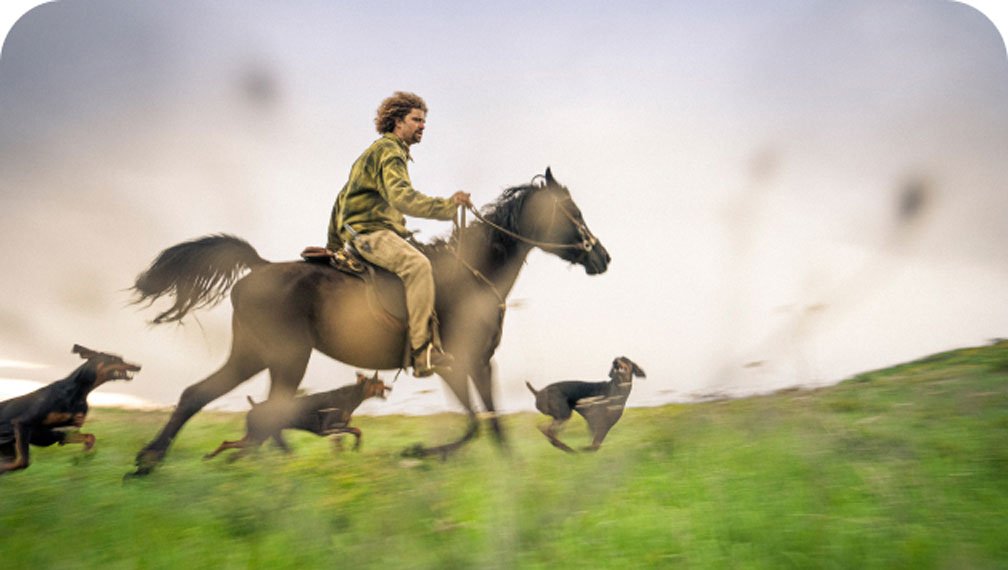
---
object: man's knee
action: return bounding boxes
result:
[398,251,433,281]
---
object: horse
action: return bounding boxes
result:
[128,168,609,476]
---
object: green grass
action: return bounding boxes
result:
[2,341,1007,569]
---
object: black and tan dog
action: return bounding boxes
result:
[0,345,141,474]
[204,371,391,462]
[526,356,645,453]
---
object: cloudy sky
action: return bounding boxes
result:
[1,1,1006,415]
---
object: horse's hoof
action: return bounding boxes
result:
[401,443,426,458]
[131,448,164,477]
[123,463,155,481]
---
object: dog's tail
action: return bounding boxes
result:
[246,395,259,408]
[525,381,538,396]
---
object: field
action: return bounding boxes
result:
[2,342,1007,569]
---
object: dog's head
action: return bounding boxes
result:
[356,371,391,400]
[609,356,645,383]
[72,344,142,388]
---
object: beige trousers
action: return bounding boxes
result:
[352,229,434,351]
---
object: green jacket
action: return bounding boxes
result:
[328,133,456,249]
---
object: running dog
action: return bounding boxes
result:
[526,356,645,453]
[204,371,391,462]
[0,345,141,474]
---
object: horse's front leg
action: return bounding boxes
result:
[401,367,479,460]
[470,359,507,451]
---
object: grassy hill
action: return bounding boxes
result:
[2,341,1006,569]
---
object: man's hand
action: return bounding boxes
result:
[450,191,473,208]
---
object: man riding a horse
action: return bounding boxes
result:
[127,96,610,474]
[329,91,472,378]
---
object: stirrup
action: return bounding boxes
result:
[412,343,454,377]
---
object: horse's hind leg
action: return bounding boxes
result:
[257,339,312,456]
[131,336,265,476]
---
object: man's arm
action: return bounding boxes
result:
[379,155,458,220]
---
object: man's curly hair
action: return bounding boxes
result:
[375,91,427,134]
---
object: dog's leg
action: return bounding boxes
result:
[204,438,248,460]
[346,427,362,451]
[30,428,68,448]
[539,418,576,454]
[584,422,614,452]
[225,447,253,463]
[222,436,265,463]
[326,427,363,451]
[331,434,345,452]
[580,404,624,452]
[0,421,31,473]
[62,431,97,451]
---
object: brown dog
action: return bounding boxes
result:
[526,356,645,453]
[204,371,390,462]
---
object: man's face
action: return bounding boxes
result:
[394,108,426,146]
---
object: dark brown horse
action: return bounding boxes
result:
[128,168,609,476]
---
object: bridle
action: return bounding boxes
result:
[462,192,599,256]
[449,183,599,308]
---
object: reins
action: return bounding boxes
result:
[463,203,597,252]
[451,206,506,308]
[447,181,599,310]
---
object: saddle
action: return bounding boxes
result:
[300,246,408,323]
[300,244,449,373]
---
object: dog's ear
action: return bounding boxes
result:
[72,344,98,360]
[356,372,368,384]
[617,357,646,378]
[612,357,646,379]
[370,371,380,382]
[630,361,646,378]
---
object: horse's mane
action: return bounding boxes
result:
[422,182,543,258]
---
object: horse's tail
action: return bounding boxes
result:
[525,381,538,396]
[132,234,269,324]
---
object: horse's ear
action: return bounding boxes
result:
[72,344,97,360]
[544,167,556,186]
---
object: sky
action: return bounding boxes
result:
[1,1,1006,415]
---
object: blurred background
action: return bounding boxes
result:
[0,0,1006,415]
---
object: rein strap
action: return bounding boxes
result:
[464,205,594,252]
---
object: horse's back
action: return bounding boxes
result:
[233,261,406,370]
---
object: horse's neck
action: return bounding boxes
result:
[454,223,533,299]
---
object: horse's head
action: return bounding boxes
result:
[516,168,610,275]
